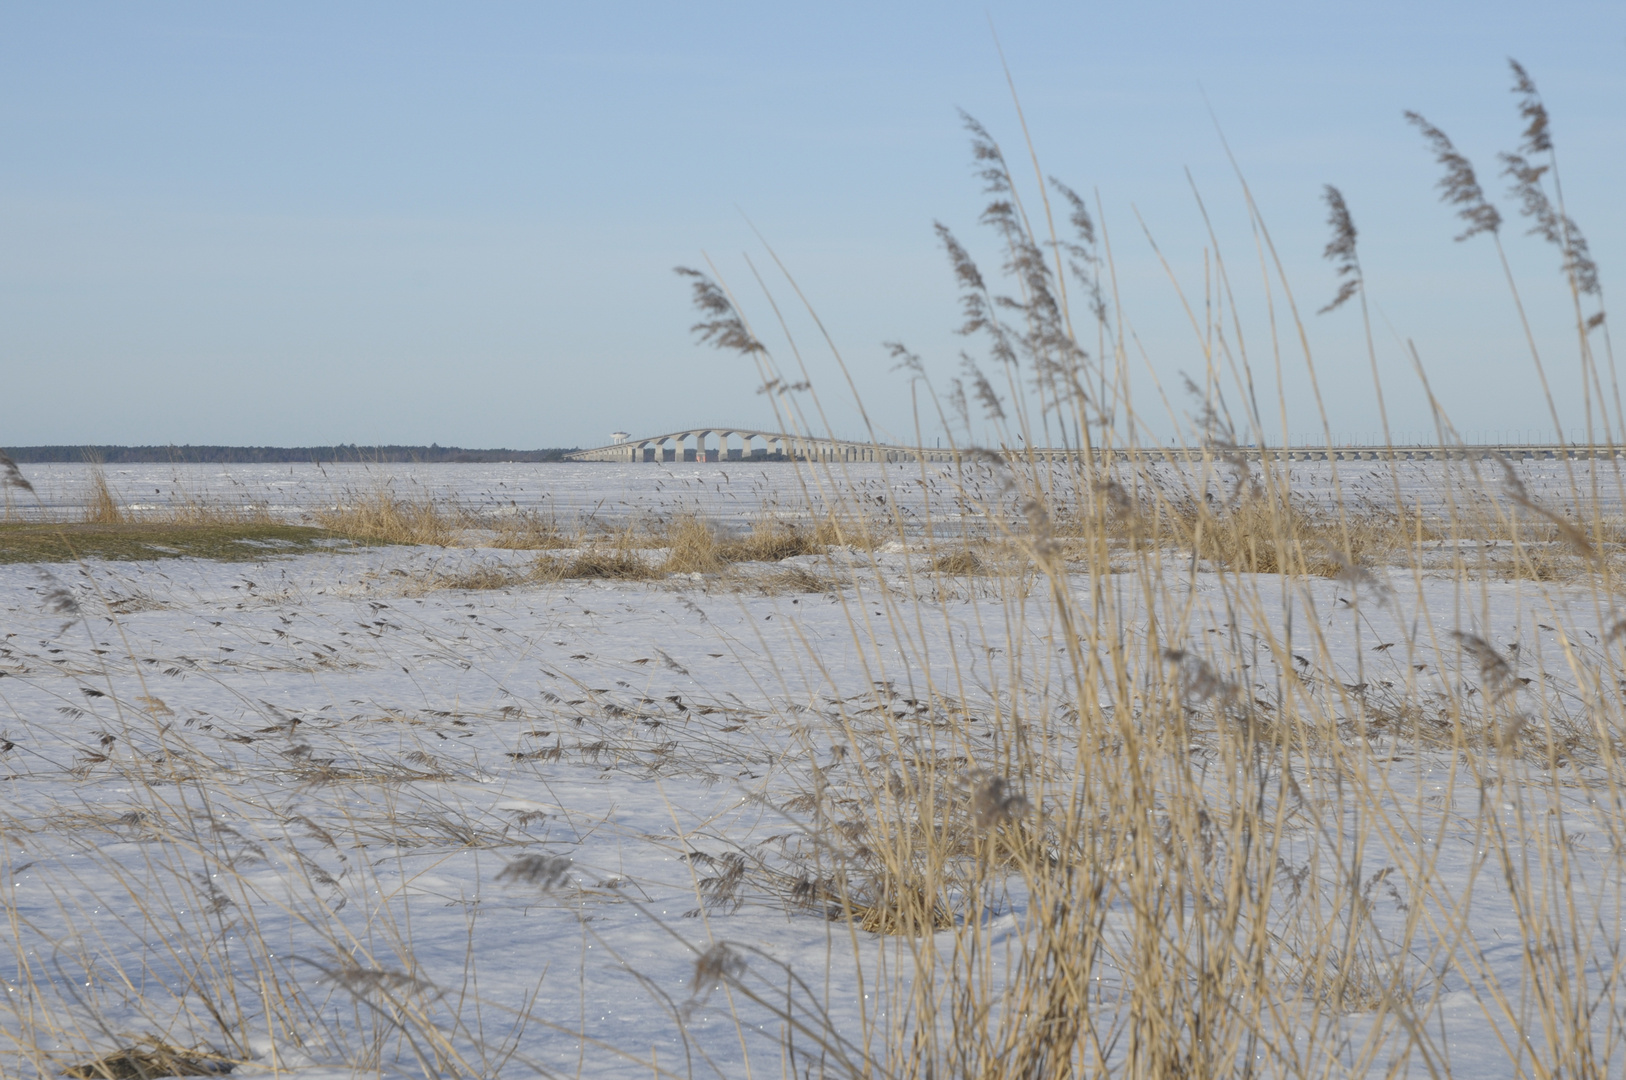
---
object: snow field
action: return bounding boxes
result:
[2,466,1626,1077]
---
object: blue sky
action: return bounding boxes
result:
[1,2,1621,448]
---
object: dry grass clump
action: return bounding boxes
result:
[762,738,1052,942]
[668,513,833,573]
[754,566,836,593]
[486,510,571,549]
[661,514,726,574]
[549,550,656,581]
[63,1040,235,1078]
[573,513,839,582]
[405,544,663,591]
[810,511,877,550]
[927,547,984,575]
[1171,494,1417,576]
[313,488,469,546]
[81,468,125,524]
[717,516,826,562]
[1499,540,1585,581]
[542,537,661,581]
[402,563,531,594]
[845,876,954,935]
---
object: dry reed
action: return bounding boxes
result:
[655,72,1626,1078]
[80,467,124,525]
[312,487,468,546]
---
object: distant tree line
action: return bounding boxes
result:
[2,445,582,464]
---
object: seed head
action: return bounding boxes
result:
[1404,112,1502,241]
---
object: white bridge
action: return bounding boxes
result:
[567,428,957,463]
[567,429,1626,465]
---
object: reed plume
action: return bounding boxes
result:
[1404,111,1502,241]
[1508,58,1551,155]
[673,266,766,355]
[0,450,33,494]
[1317,184,1361,314]
[1498,60,1601,300]
[1049,177,1108,325]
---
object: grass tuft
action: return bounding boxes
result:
[928,548,984,575]
[80,467,125,525]
[63,1040,237,1079]
[312,487,467,546]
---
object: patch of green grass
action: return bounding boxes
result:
[0,522,372,563]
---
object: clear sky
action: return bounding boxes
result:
[1,2,1622,449]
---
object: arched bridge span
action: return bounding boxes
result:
[566,428,956,464]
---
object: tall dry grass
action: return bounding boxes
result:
[312,486,471,546]
[80,466,125,524]
[660,60,1626,1078]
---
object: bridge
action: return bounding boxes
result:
[566,429,1626,465]
[567,428,958,463]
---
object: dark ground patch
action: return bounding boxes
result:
[0,522,373,563]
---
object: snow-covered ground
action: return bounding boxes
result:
[4,464,1626,1078]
